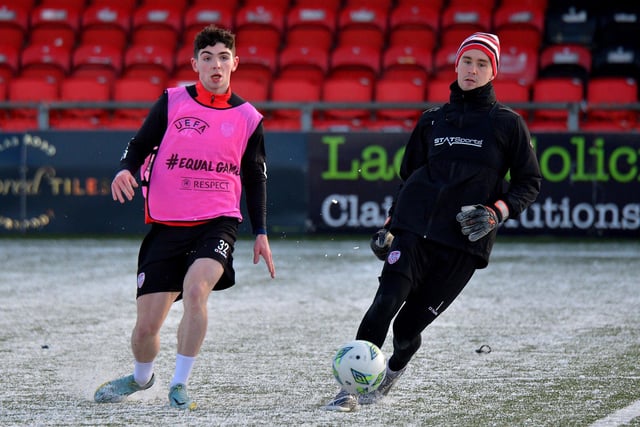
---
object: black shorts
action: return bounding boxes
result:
[136,217,239,299]
[380,231,477,310]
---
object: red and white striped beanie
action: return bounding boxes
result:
[455,32,500,78]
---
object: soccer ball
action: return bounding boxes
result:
[331,340,386,395]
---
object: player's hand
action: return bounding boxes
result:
[111,170,139,203]
[456,203,507,242]
[254,234,275,279]
[370,228,394,261]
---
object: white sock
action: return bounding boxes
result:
[133,360,154,386]
[170,354,196,388]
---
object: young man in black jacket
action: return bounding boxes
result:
[324,32,542,412]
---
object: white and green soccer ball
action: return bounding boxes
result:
[332,340,386,395]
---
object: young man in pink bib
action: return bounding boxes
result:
[95,25,276,410]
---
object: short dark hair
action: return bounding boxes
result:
[193,25,235,58]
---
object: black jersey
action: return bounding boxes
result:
[389,81,542,267]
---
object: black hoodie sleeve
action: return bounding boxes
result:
[118,91,169,175]
[493,106,542,217]
[241,120,268,235]
[387,107,439,218]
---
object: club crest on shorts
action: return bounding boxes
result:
[137,272,145,288]
[387,250,401,264]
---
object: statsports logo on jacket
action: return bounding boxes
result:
[141,86,263,223]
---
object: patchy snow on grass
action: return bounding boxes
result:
[1,237,639,426]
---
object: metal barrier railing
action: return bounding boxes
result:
[1,101,639,132]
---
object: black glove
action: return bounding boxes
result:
[456,203,507,242]
[370,228,394,261]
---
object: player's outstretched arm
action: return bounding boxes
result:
[111,170,139,204]
[253,234,276,279]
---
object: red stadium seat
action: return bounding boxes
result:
[329,45,381,83]
[167,77,197,89]
[321,77,373,121]
[0,3,29,49]
[312,118,366,132]
[7,0,34,7]
[20,43,72,83]
[496,44,538,87]
[493,4,545,52]
[496,28,543,54]
[29,4,81,48]
[242,0,290,9]
[527,120,570,132]
[271,78,322,122]
[7,77,59,127]
[388,3,440,50]
[584,77,638,129]
[432,43,459,81]
[123,44,175,87]
[374,77,425,121]
[232,77,269,103]
[539,44,592,83]
[265,118,305,131]
[285,28,335,53]
[172,44,196,81]
[109,76,164,129]
[388,29,438,54]
[131,4,183,51]
[426,78,452,103]
[336,5,388,50]
[0,44,20,83]
[139,0,189,9]
[113,76,164,102]
[500,0,547,9]
[39,0,87,9]
[364,119,415,132]
[382,45,433,84]
[344,0,393,9]
[235,4,285,49]
[278,45,329,86]
[294,0,341,10]
[0,117,42,132]
[285,5,336,51]
[579,121,633,132]
[440,4,492,47]
[72,43,123,87]
[56,76,111,129]
[9,77,58,101]
[492,79,531,119]
[396,0,445,7]
[91,0,137,11]
[447,0,496,8]
[182,4,234,46]
[190,0,239,4]
[233,43,278,85]
[531,77,584,124]
[80,4,131,51]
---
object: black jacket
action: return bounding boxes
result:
[389,81,542,267]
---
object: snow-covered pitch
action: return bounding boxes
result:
[1,236,639,426]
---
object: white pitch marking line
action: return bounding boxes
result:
[589,399,640,427]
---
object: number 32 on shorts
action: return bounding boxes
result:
[214,239,230,259]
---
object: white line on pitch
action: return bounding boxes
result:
[589,399,640,427]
